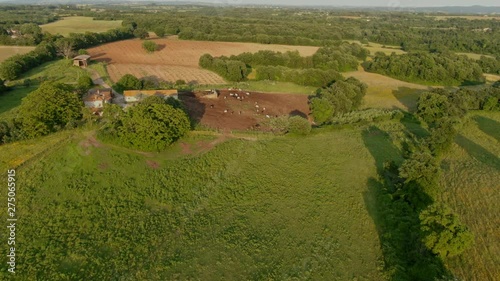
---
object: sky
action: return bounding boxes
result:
[160,0,500,7]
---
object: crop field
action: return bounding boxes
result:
[87,37,319,84]
[40,16,122,36]
[0,126,392,280]
[441,112,500,281]
[0,46,35,63]
[181,89,310,131]
[484,73,500,82]
[344,69,429,111]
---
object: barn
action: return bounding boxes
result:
[123,89,178,103]
[73,55,91,68]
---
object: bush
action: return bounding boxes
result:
[269,115,289,135]
[288,116,311,135]
[142,40,158,53]
[115,74,142,92]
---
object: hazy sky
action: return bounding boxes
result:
[165,0,500,7]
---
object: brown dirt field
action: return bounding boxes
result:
[180,90,310,131]
[88,37,319,84]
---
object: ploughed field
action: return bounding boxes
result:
[181,89,310,131]
[88,37,319,84]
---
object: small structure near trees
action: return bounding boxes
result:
[123,89,178,103]
[73,55,91,68]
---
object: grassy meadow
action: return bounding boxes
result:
[40,17,122,36]
[195,80,317,95]
[0,126,392,280]
[441,111,500,281]
[0,46,35,63]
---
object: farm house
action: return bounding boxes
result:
[83,88,112,109]
[123,89,178,103]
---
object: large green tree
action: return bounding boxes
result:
[420,204,474,259]
[18,82,83,139]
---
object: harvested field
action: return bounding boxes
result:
[88,37,319,84]
[0,46,35,63]
[180,89,310,131]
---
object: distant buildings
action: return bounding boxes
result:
[83,88,112,109]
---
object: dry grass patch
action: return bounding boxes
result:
[40,16,122,36]
[0,46,35,63]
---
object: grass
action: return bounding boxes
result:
[456,52,494,60]
[7,59,89,87]
[40,16,122,36]
[196,80,317,95]
[88,62,114,87]
[0,86,36,115]
[0,46,35,63]
[0,126,390,280]
[440,111,500,281]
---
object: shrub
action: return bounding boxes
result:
[142,40,158,53]
[288,116,311,135]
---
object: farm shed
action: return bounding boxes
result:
[84,88,112,109]
[73,55,91,67]
[123,89,178,103]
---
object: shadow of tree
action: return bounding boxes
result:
[455,134,500,171]
[391,87,428,112]
[178,92,206,128]
[362,126,451,280]
[289,109,307,119]
[473,115,500,142]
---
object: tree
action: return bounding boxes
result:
[0,60,22,81]
[140,95,166,105]
[115,74,142,92]
[76,75,94,95]
[420,204,474,259]
[142,40,158,53]
[55,38,75,59]
[0,79,7,93]
[153,27,166,37]
[116,103,190,151]
[310,97,334,125]
[416,92,451,125]
[78,49,89,55]
[133,28,149,39]
[18,82,83,139]
[288,116,311,135]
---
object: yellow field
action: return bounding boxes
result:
[457,52,495,60]
[0,46,35,63]
[344,68,429,111]
[40,16,122,36]
[431,15,500,20]
[484,73,500,82]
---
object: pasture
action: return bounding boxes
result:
[344,69,429,111]
[441,112,500,281]
[0,126,389,280]
[87,38,319,84]
[40,16,122,36]
[345,40,406,56]
[0,46,35,63]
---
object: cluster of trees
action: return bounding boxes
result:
[364,52,485,85]
[309,77,367,124]
[113,74,188,93]
[268,115,311,135]
[225,42,368,72]
[0,42,57,81]
[98,96,190,151]
[0,82,83,143]
[199,54,249,82]
[255,66,343,87]
[477,55,500,74]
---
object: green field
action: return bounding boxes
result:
[441,111,500,281]
[0,46,35,63]
[0,126,392,280]
[8,59,89,87]
[196,80,317,95]
[40,16,122,36]
[0,86,36,116]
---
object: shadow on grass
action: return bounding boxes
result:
[362,126,451,280]
[456,134,500,171]
[391,87,426,112]
[473,115,500,142]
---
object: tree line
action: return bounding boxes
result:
[363,51,485,85]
